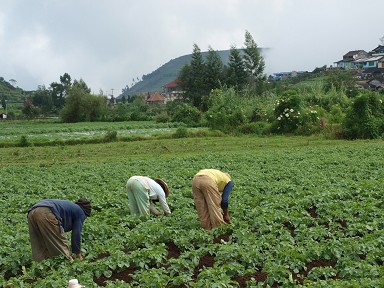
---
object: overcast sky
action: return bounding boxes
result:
[1,0,383,94]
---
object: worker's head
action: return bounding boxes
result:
[75,198,92,217]
[154,178,170,198]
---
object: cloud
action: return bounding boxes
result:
[1,0,384,93]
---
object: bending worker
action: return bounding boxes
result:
[126,176,171,216]
[192,169,233,230]
[27,198,92,262]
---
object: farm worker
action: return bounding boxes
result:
[27,198,91,262]
[126,176,171,216]
[192,169,233,230]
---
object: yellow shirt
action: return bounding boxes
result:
[196,169,231,192]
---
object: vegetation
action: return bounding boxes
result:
[1,31,384,140]
[0,133,383,287]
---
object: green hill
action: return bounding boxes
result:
[0,77,27,111]
[118,49,267,98]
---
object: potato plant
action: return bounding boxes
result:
[0,134,383,287]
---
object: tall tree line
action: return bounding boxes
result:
[178,31,266,111]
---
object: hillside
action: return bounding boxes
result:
[118,49,268,98]
[0,77,26,107]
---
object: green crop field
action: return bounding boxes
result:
[0,122,383,287]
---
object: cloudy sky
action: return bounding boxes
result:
[1,0,383,94]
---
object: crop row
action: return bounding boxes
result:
[0,138,383,287]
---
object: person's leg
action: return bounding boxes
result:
[201,178,225,229]
[28,208,49,261]
[133,180,150,215]
[127,178,140,215]
[192,175,212,229]
[28,207,71,261]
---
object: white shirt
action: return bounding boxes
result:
[130,176,171,215]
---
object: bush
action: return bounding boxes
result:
[296,106,323,135]
[154,111,170,123]
[271,91,302,134]
[169,103,201,126]
[19,135,29,147]
[104,130,117,142]
[238,122,270,135]
[342,92,384,139]
[173,126,189,138]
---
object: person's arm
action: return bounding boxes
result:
[221,181,233,223]
[71,218,84,259]
[221,181,233,209]
[149,202,161,216]
[222,208,231,224]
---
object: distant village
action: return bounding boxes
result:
[115,44,384,105]
[269,44,384,90]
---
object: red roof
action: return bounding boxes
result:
[163,80,178,88]
[146,93,166,102]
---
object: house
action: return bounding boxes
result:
[163,80,183,101]
[334,50,369,69]
[146,92,166,105]
[370,45,384,56]
[354,55,384,69]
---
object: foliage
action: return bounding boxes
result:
[104,130,117,142]
[226,45,248,92]
[31,86,54,114]
[271,91,302,133]
[60,84,108,123]
[205,88,245,133]
[172,126,189,138]
[342,92,384,139]
[0,132,383,287]
[324,70,356,93]
[22,97,40,117]
[238,121,271,135]
[243,30,266,84]
[179,44,207,109]
[168,102,202,126]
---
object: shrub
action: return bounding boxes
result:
[328,104,346,124]
[173,126,189,138]
[19,135,29,147]
[170,103,201,126]
[296,106,323,135]
[154,111,170,123]
[104,130,117,142]
[238,122,270,135]
[342,92,384,139]
[271,91,302,134]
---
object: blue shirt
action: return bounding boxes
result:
[221,181,233,209]
[29,199,86,254]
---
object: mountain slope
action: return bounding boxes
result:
[118,49,265,98]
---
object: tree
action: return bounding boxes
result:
[179,44,207,109]
[205,46,224,91]
[72,78,91,93]
[226,45,247,92]
[50,73,72,109]
[202,47,225,111]
[60,79,97,122]
[1,96,6,110]
[22,97,40,117]
[243,30,266,83]
[31,86,53,113]
[9,79,17,87]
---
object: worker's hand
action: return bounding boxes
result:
[223,213,231,224]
